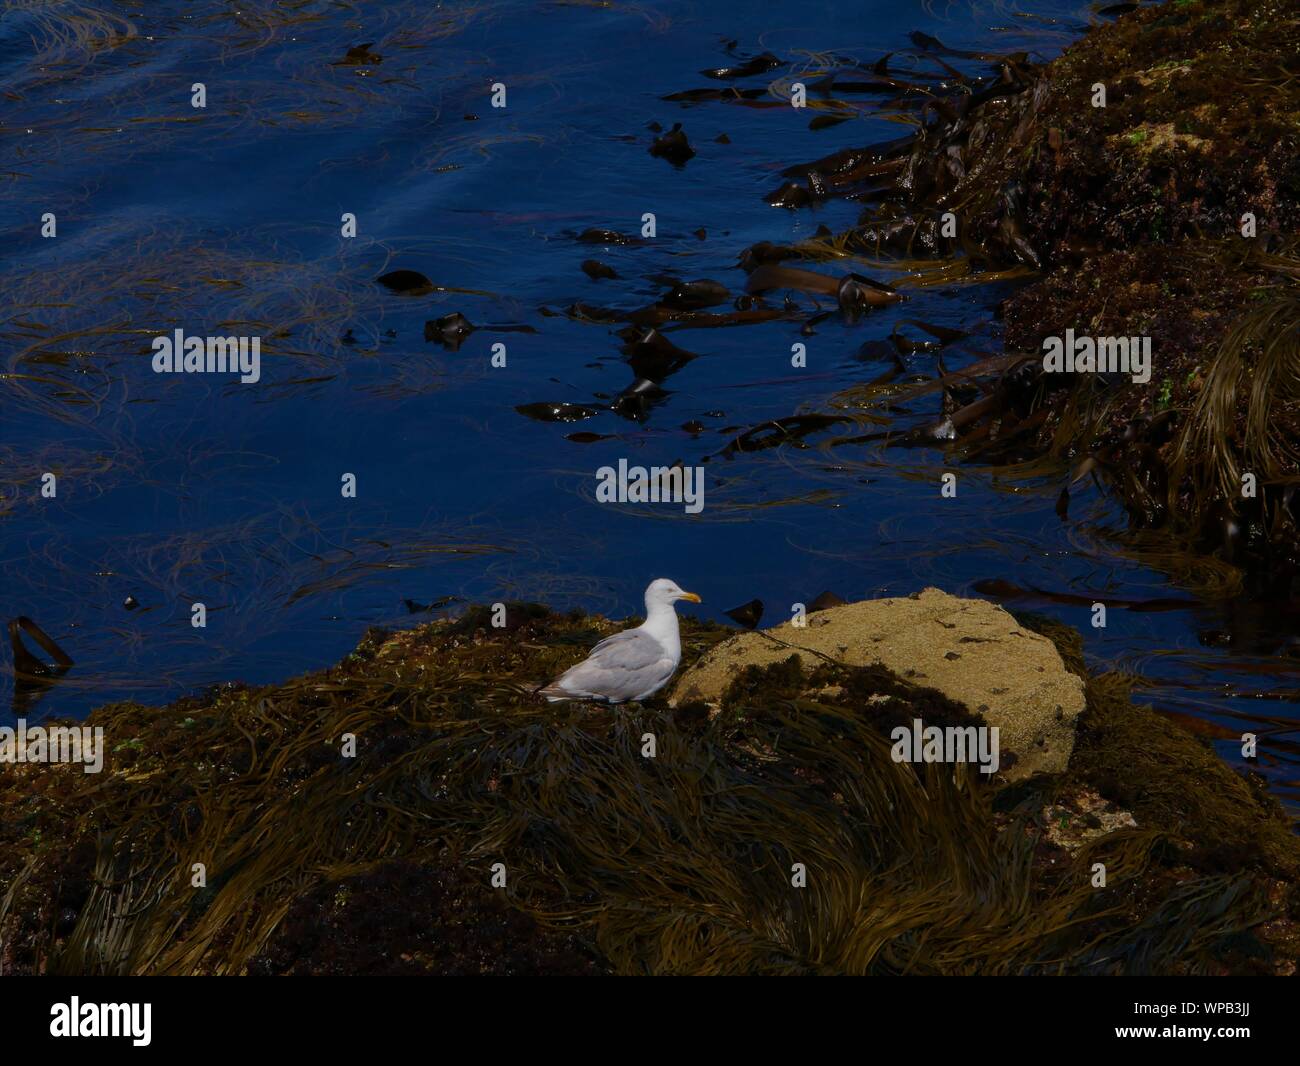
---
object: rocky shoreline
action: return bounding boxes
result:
[991,0,1300,589]
[757,0,1299,594]
[2,592,1296,975]
[3,0,1297,980]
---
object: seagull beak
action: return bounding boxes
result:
[679,591,702,604]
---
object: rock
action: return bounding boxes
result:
[1041,788,1137,852]
[671,587,1086,781]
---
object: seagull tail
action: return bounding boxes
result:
[535,681,573,702]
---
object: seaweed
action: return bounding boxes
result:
[2,606,1294,976]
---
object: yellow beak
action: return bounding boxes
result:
[679,591,702,604]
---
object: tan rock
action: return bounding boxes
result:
[672,587,1085,781]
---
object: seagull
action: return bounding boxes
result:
[538,578,702,703]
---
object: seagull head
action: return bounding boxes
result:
[645,578,702,612]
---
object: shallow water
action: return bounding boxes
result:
[2,1,1296,804]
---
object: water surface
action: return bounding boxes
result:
[1,0,1296,804]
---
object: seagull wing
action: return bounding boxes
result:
[541,627,675,702]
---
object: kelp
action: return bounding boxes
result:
[648,123,695,166]
[1166,288,1300,532]
[1,606,1296,976]
[8,616,75,717]
[746,0,1300,589]
[995,243,1300,584]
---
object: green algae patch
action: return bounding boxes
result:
[1,603,1296,975]
[1108,121,1211,159]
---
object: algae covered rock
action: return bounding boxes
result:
[671,587,1085,781]
[3,598,1296,975]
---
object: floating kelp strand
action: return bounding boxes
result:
[621,328,697,382]
[745,265,839,298]
[838,273,905,315]
[424,312,474,349]
[423,315,537,350]
[972,579,1201,612]
[403,595,463,614]
[765,179,821,210]
[576,228,645,246]
[8,616,74,680]
[376,269,434,295]
[612,378,668,421]
[717,414,851,456]
[334,43,383,67]
[515,402,600,424]
[658,279,729,311]
[701,51,783,80]
[809,113,853,131]
[781,134,915,181]
[661,87,766,103]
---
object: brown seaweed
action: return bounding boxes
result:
[576,228,644,246]
[718,414,849,456]
[424,312,475,349]
[581,260,619,281]
[649,123,695,166]
[515,402,600,423]
[621,328,697,381]
[661,87,766,103]
[973,579,1201,613]
[658,279,729,311]
[701,52,782,80]
[335,43,383,67]
[724,599,764,629]
[377,270,435,295]
[7,616,74,678]
[2,610,1294,976]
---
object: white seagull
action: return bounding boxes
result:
[539,578,702,703]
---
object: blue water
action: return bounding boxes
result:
[1,1,1296,802]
